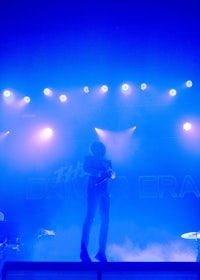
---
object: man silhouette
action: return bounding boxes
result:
[80,141,114,262]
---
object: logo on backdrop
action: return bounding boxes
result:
[26,161,128,200]
[139,175,200,198]
[26,161,86,200]
[26,161,200,200]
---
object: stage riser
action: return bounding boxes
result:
[2,262,200,280]
[3,272,200,280]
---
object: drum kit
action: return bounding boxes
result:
[0,218,56,262]
[0,220,21,260]
[181,231,200,262]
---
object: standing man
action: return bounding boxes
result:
[80,141,115,262]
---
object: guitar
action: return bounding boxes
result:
[95,168,116,186]
[83,156,115,186]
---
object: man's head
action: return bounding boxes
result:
[90,141,106,158]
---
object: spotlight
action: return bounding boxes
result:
[59,94,67,102]
[43,88,53,97]
[121,83,132,95]
[100,85,109,93]
[121,83,129,92]
[183,122,192,131]
[129,126,137,132]
[140,83,147,90]
[23,96,31,104]
[2,89,15,104]
[185,80,193,88]
[3,90,12,98]
[0,130,10,141]
[83,86,89,93]
[41,127,53,139]
[19,96,31,107]
[94,128,106,138]
[169,89,177,97]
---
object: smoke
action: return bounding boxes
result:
[107,237,196,262]
[28,226,196,262]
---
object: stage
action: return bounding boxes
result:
[0,0,199,279]
[1,261,200,280]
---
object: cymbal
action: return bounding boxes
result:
[181,231,200,240]
[37,229,56,238]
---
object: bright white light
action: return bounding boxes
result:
[83,86,89,93]
[43,88,53,97]
[121,83,129,92]
[0,130,10,141]
[23,96,31,104]
[19,96,31,107]
[121,83,132,95]
[185,80,193,88]
[100,85,109,93]
[42,128,53,138]
[59,94,67,102]
[140,83,147,90]
[2,90,15,104]
[3,90,12,98]
[169,89,177,97]
[128,126,137,134]
[94,128,106,138]
[183,122,192,131]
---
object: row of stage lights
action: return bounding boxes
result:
[1,80,193,106]
[0,120,193,145]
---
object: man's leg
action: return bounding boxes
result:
[80,192,98,262]
[95,194,110,262]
